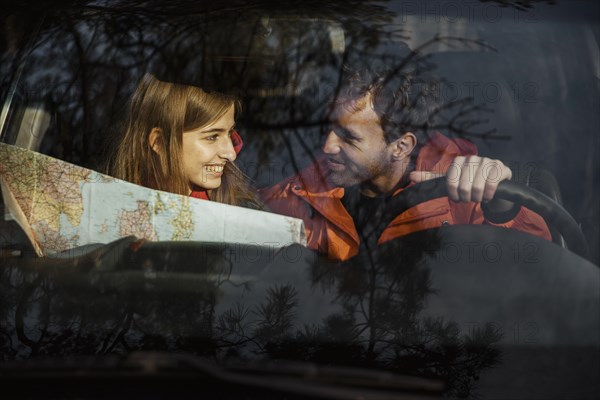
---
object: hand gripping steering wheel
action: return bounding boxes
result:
[373,177,589,260]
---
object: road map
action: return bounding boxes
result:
[0,143,306,256]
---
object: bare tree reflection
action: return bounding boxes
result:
[483,0,556,11]
[1,0,507,183]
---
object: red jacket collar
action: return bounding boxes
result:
[190,189,210,200]
[415,132,477,172]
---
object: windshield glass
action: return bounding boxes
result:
[1,1,599,399]
[2,2,597,252]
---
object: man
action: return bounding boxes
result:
[261,66,551,261]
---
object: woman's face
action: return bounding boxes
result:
[181,105,236,191]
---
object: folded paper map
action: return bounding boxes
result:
[0,143,306,257]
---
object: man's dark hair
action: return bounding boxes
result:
[335,48,441,158]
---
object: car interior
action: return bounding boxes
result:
[1,4,598,400]
[1,11,590,260]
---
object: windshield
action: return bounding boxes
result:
[1,1,599,399]
[2,1,597,255]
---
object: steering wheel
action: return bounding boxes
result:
[373,177,589,259]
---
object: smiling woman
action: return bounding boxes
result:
[179,106,236,191]
[108,73,264,209]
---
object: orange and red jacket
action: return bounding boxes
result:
[261,133,551,261]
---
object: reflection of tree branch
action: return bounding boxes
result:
[217,303,251,336]
[105,310,133,353]
[279,131,303,183]
[36,279,53,350]
[216,336,264,353]
[384,35,496,87]
[428,98,508,140]
[216,308,265,352]
[363,35,505,143]
[15,276,43,353]
[99,308,133,354]
[353,322,370,338]
[66,20,92,162]
[483,0,556,11]
[286,30,322,176]
[215,257,235,290]
[366,260,378,357]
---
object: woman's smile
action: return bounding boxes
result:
[204,163,225,177]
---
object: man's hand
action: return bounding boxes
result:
[409,156,515,212]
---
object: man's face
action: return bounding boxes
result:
[323,95,395,190]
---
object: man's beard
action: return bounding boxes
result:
[326,168,363,188]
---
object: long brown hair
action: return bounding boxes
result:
[109,73,263,209]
